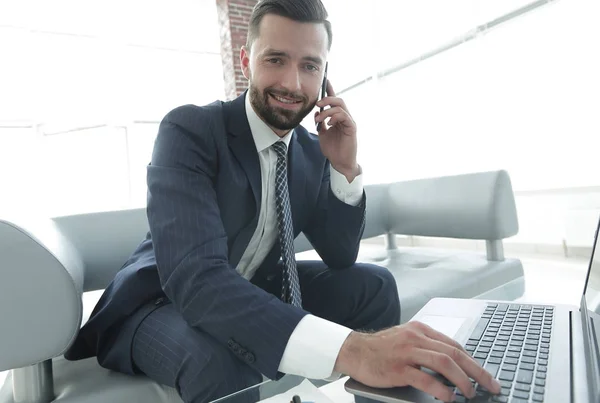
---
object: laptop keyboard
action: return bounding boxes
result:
[443,303,554,402]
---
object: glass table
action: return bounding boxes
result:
[209,374,355,403]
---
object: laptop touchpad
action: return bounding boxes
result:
[417,315,468,339]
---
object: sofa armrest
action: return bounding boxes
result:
[0,214,84,371]
[386,170,519,240]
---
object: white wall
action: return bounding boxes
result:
[1,0,598,253]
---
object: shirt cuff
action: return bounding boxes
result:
[330,165,364,206]
[278,314,353,380]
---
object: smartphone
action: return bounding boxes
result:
[316,62,328,132]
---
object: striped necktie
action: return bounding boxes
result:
[271,141,302,307]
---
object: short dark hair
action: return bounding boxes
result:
[246,0,332,51]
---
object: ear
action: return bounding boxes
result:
[240,46,250,80]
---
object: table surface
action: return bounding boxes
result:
[210,375,356,403]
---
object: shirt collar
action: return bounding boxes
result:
[245,92,293,153]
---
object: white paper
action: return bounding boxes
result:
[258,379,336,403]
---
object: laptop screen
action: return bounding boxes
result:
[584,219,600,312]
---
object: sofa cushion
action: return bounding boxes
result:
[296,244,524,323]
[0,356,182,403]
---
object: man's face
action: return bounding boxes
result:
[241,14,329,135]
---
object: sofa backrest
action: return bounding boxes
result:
[51,170,518,292]
[384,170,519,240]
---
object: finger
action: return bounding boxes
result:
[416,322,469,354]
[315,106,346,123]
[326,111,354,129]
[411,348,475,399]
[400,365,455,402]
[316,96,347,111]
[422,338,501,395]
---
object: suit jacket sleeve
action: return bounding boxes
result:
[302,159,366,269]
[146,105,307,379]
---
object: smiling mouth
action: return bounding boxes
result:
[269,93,302,105]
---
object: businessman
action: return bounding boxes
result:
[65,0,501,402]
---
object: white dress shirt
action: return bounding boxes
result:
[235,94,362,379]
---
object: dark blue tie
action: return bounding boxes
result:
[271,141,302,307]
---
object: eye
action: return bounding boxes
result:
[305,64,318,72]
[267,58,282,64]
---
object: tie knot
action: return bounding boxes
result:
[271,141,287,158]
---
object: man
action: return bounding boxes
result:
[65,0,501,402]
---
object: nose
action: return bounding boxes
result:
[280,66,301,94]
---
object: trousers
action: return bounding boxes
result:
[127,261,401,403]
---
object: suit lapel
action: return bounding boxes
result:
[287,131,306,235]
[224,93,262,267]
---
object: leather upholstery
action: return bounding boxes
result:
[0,169,524,402]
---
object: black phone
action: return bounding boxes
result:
[316,62,328,132]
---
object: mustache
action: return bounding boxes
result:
[265,88,307,102]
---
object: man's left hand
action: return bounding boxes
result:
[315,80,360,183]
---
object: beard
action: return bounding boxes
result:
[249,82,317,131]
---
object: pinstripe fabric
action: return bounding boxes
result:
[65,92,368,384]
[132,304,261,403]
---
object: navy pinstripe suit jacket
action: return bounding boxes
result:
[64,92,366,380]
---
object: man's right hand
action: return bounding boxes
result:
[334,321,502,402]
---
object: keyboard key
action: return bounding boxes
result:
[532,393,544,402]
[517,370,534,384]
[475,352,488,359]
[490,351,504,358]
[539,353,549,360]
[522,356,536,364]
[513,390,530,399]
[538,359,548,366]
[497,304,509,312]
[502,364,517,372]
[469,318,491,341]
[514,383,531,392]
[485,363,500,378]
[538,366,547,373]
[488,357,502,364]
[523,351,537,357]
[507,352,520,358]
[520,363,535,371]
[534,386,545,394]
[499,371,515,381]
[500,387,511,396]
[499,380,512,389]
[535,378,546,387]
[504,357,518,365]
[536,373,546,380]
[492,396,508,403]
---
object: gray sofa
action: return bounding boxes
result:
[0,170,524,403]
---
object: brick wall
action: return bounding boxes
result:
[216,0,258,100]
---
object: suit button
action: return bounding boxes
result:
[227,340,235,348]
[155,297,165,306]
[244,353,255,363]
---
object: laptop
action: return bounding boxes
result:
[345,217,600,403]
